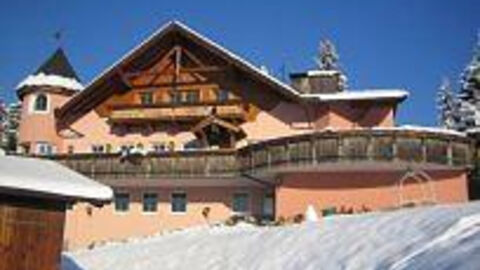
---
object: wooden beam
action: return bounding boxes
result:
[181,47,205,67]
[117,68,133,89]
[141,46,180,85]
[175,46,182,79]
[131,80,218,89]
[124,66,227,78]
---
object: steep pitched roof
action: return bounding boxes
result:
[86,20,298,99]
[16,48,83,92]
[35,48,81,81]
[56,20,409,128]
[56,20,301,127]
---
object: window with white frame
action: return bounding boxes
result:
[171,192,187,213]
[140,92,154,105]
[170,92,182,105]
[262,193,274,218]
[35,142,54,156]
[232,192,249,213]
[217,89,229,103]
[114,193,130,212]
[32,94,48,112]
[143,193,158,213]
[91,144,105,153]
[185,90,200,104]
[151,142,166,153]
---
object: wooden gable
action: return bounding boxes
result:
[56,21,299,129]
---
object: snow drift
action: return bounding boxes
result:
[62,202,480,270]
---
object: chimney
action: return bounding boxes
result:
[290,70,346,94]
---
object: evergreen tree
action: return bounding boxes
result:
[315,39,340,70]
[314,39,348,90]
[457,32,480,130]
[1,102,21,153]
[0,100,6,150]
[436,77,459,129]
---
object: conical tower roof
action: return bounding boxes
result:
[16,48,83,92]
[35,48,81,81]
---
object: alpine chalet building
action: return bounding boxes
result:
[15,21,472,249]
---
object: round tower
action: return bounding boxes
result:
[16,48,83,155]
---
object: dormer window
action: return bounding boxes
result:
[33,94,48,112]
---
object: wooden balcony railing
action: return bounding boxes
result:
[109,101,247,122]
[238,129,472,175]
[50,129,474,181]
[52,150,239,180]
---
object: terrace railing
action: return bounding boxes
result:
[50,129,474,180]
[238,129,472,175]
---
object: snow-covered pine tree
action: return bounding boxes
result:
[457,32,480,130]
[437,77,459,129]
[313,39,348,90]
[315,39,340,71]
[4,103,21,152]
[0,100,6,150]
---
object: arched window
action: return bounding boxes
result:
[33,94,48,112]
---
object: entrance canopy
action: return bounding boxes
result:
[0,156,113,202]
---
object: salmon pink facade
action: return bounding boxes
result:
[15,21,472,250]
[276,170,468,218]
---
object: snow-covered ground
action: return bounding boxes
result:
[62,202,480,270]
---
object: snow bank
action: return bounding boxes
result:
[62,202,480,270]
[16,73,84,91]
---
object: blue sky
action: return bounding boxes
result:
[0,0,478,125]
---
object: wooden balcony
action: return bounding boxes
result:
[49,129,474,183]
[238,129,473,177]
[108,101,247,122]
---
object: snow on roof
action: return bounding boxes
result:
[17,48,83,91]
[16,73,84,91]
[81,20,298,99]
[373,125,466,137]
[0,156,112,201]
[301,89,409,102]
[306,70,341,76]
